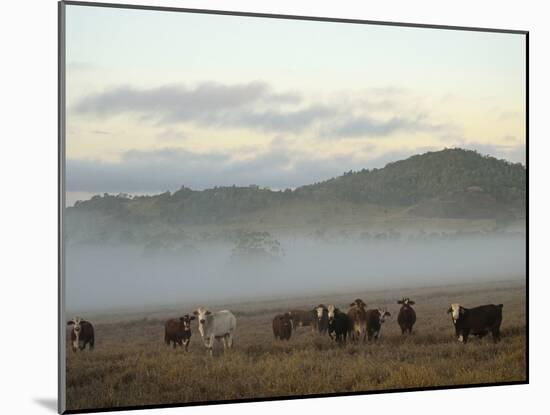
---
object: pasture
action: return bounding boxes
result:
[65,279,526,411]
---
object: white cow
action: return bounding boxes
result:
[193,307,236,355]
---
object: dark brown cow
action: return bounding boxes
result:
[272,313,293,340]
[327,304,352,344]
[347,298,368,342]
[165,314,195,351]
[365,308,391,341]
[67,317,94,352]
[397,297,416,335]
[447,303,503,343]
[288,309,316,332]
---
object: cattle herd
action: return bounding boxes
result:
[67,297,504,355]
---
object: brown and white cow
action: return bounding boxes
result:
[67,317,94,352]
[447,303,503,343]
[314,304,329,335]
[347,298,368,342]
[164,314,195,351]
[365,308,391,341]
[272,313,293,340]
[397,297,416,335]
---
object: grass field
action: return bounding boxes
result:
[65,279,526,411]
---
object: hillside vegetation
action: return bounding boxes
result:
[66,149,526,243]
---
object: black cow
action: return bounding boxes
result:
[273,313,293,340]
[67,317,95,352]
[165,314,195,351]
[327,304,351,344]
[397,297,416,335]
[365,308,391,341]
[447,303,503,343]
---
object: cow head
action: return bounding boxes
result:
[279,313,292,330]
[378,308,391,323]
[179,314,195,331]
[67,317,83,334]
[315,304,327,321]
[327,304,337,322]
[349,298,367,309]
[397,297,415,306]
[447,303,464,322]
[193,307,212,327]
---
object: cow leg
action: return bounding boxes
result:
[227,333,234,348]
[492,328,501,343]
[461,329,470,344]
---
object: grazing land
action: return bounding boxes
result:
[65,279,526,411]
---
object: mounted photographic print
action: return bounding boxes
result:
[58,1,528,413]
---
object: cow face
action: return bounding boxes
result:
[280,314,292,330]
[315,304,327,321]
[447,303,463,322]
[193,307,212,326]
[179,314,195,331]
[378,308,391,323]
[67,317,82,335]
[327,304,336,321]
[397,297,415,306]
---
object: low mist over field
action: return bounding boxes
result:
[66,234,525,312]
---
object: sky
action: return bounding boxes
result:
[64,4,526,205]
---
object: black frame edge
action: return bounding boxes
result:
[61,0,528,35]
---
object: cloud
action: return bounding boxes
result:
[66,140,373,194]
[74,81,300,120]
[325,114,448,139]
[72,81,451,138]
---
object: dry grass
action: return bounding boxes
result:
[65,280,526,411]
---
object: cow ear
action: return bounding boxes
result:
[206,310,212,315]
[409,301,415,305]
[67,320,74,326]
[179,317,185,321]
[193,310,198,316]
[397,300,403,304]
[349,302,355,307]
[190,315,196,320]
[446,307,452,314]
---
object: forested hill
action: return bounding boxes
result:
[296,148,525,205]
[68,148,526,224]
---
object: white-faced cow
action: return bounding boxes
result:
[314,304,329,335]
[327,304,351,344]
[447,303,503,343]
[164,314,195,351]
[67,317,94,352]
[193,307,237,355]
[288,309,316,332]
[397,297,416,335]
[347,298,368,342]
[365,308,391,341]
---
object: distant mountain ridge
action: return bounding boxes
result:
[68,148,526,225]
